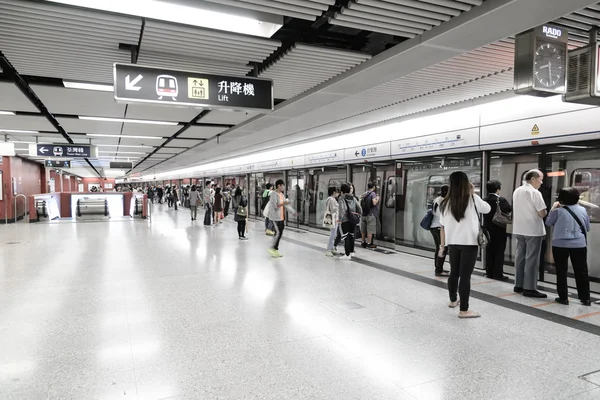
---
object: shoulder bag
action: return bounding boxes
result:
[492,198,512,228]
[563,206,587,244]
[473,195,490,247]
[420,209,434,230]
[322,198,334,228]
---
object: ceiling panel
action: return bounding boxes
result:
[155,148,182,155]
[32,85,126,118]
[0,81,38,112]
[0,115,55,131]
[200,110,258,125]
[125,104,201,123]
[203,0,329,20]
[259,43,371,99]
[117,137,159,147]
[121,123,181,137]
[178,126,228,139]
[0,0,141,83]
[57,118,122,134]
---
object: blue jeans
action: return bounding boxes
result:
[327,222,338,251]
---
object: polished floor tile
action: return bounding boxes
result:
[1,205,600,399]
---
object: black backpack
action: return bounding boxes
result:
[361,192,373,216]
[239,195,248,208]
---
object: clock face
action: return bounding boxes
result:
[534,41,566,90]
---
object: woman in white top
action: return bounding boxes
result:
[439,171,491,319]
[429,185,449,276]
[324,186,340,256]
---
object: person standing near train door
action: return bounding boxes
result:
[512,170,548,298]
[483,180,512,281]
[360,182,380,249]
[430,185,449,276]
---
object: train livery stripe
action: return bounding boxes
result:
[283,237,600,337]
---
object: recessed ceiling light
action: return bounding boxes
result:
[0,111,16,115]
[63,81,114,92]
[0,129,39,134]
[99,151,146,154]
[86,134,165,140]
[45,0,283,38]
[78,116,178,126]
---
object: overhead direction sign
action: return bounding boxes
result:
[110,161,133,169]
[30,144,98,158]
[113,63,274,112]
[45,160,71,168]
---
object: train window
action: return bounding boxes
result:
[159,78,165,87]
[571,169,600,222]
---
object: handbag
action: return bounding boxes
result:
[563,206,587,243]
[420,209,434,230]
[473,195,490,247]
[492,198,512,228]
[322,198,334,228]
[237,204,247,216]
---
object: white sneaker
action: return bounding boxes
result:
[338,254,352,260]
[325,251,334,257]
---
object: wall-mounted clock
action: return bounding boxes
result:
[514,25,568,97]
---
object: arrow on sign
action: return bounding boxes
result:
[39,147,48,154]
[125,74,143,91]
[355,151,360,157]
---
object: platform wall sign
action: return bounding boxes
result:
[45,160,71,168]
[113,63,274,112]
[30,144,98,158]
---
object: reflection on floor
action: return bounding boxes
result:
[1,204,600,400]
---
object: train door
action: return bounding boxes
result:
[310,167,345,229]
[373,163,396,244]
[254,173,265,218]
[287,170,306,228]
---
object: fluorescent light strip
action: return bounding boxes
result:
[99,151,146,154]
[0,129,39,134]
[0,111,16,115]
[63,81,114,92]
[46,0,282,38]
[86,134,165,140]
[97,144,154,149]
[558,145,592,149]
[79,116,178,126]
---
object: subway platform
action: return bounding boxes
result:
[1,205,600,400]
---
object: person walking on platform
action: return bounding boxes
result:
[203,181,214,225]
[360,183,380,249]
[512,170,548,298]
[483,180,512,281]
[213,187,223,225]
[263,183,275,236]
[546,187,591,306]
[430,185,449,276]
[324,186,340,257]
[232,187,249,240]
[338,183,362,260]
[189,185,200,221]
[172,186,179,211]
[157,185,164,204]
[267,180,290,258]
[223,183,232,218]
[166,186,172,208]
[439,171,491,318]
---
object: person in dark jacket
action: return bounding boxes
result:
[483,180,512,281]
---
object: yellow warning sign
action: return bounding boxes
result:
[188,78,209,100]
[531,124,540,136]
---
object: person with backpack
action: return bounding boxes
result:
[338,183,362,260]
[189,185,200,221]
[360,183,380,249]
[546,187,591,306]
[267,180,292,257]
[262,183,275,236]
[324,186,340,257]
[203,181,214,225]
[232,187,249,240]
[430,185,450,276]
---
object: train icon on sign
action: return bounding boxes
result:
[53,146,63,156]
[156,75,178,101]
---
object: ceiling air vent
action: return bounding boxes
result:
[563,44,600,105]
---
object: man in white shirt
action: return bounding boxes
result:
[512,169,548,298]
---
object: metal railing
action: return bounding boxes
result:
[14,194,28,224]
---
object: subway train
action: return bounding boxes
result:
[208,141,600,292]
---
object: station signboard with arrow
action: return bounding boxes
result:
[29,144,98,158]
[113,63,273,112]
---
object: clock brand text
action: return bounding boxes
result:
[542,26,562,39]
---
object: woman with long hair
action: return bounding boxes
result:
[232,187,249,240]
[439,171,490,318]
[213,187,223,224]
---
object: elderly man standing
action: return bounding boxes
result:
[512,169,548,298]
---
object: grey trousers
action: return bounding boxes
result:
[514,235,544,290]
